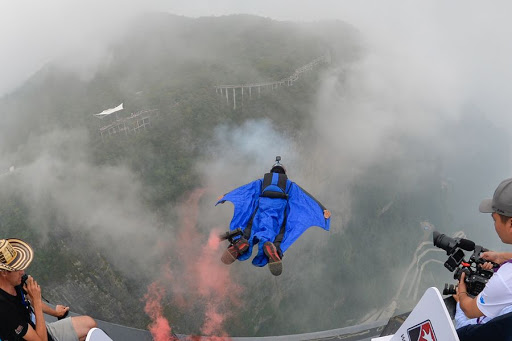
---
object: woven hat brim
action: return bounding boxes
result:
[0,239,34,271]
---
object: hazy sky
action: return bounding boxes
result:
[2,0,512,127]
[3,0,510,96]
[0,0,361,96]
[1,0,340,95]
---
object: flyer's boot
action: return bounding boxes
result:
[263,242,282,276]
[221,238,249,265]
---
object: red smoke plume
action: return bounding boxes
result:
[145,188,242,340]
[144,282,177,341]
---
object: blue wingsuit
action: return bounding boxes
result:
[216,172,330,267]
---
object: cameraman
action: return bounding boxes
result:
[457,178,512,340]
[0,238,96,341]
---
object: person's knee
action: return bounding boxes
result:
[84,316,97,329]
[72,315,97,337]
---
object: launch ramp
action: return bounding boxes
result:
[46,312,386,340]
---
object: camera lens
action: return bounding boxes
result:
[433,231,456,252]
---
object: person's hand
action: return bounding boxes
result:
[324,210,331,219]
[24,276,42,307]
[458,272,468,297]
[453,285,460,303]
[55,305,70,318]
[480,261,494,270]
[480,251,512,266]
[481,251,500,263]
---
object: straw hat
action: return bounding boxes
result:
[0,238,34,271]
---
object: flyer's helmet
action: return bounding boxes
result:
[270,156,286,174]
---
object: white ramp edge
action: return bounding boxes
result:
[372,287,459,341]
[85,328,113,341]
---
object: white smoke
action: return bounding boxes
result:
[0,128,167,274]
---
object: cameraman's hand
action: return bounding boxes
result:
[458,272,468,295]
[481,251,512,265]
[458,271,485,318]
[453,285,460,303]
[480,262,494,270]
[481,251,500,263]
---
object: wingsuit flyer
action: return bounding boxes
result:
[217,156,331,276]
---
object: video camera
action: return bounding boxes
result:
[219,228,244,244]
[433,231,498,296]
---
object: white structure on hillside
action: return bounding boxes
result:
[94,104,159,140]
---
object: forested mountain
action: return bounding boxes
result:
[0,12,508,337]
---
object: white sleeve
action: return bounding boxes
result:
[476,263,512,318]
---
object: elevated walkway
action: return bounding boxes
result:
[214,55,330,109]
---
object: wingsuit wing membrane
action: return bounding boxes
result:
[216,179,262,231]
[279,183,330,253]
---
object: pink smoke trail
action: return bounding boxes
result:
[145,188,243,340]
[144,282,178,341]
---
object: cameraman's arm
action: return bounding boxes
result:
[453,287,478,328]
[481,251,512,265]
[458,272,484,318]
